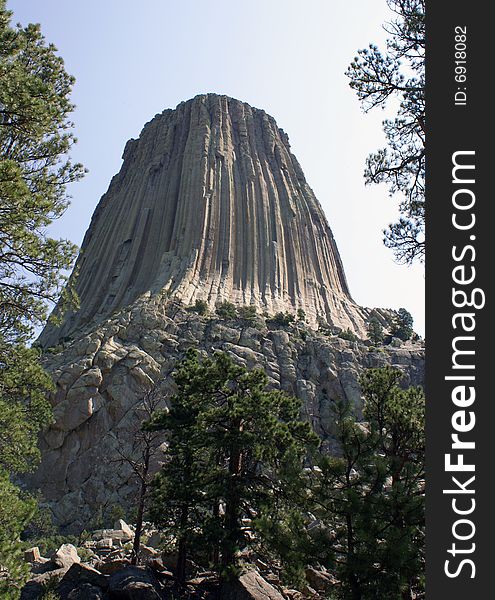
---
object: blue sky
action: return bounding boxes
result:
[9,0,425,335]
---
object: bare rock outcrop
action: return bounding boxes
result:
[29,299,423,531]
[39,94,367,348]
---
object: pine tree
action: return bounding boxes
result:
[367,314,384,345]
[0,470,36,598]
[149,349,318,584]
[0,344,53,595]
[0,2,83,592]
[0,1,84,343]
[307,367,424,599]
[346,0,425,264]
[392,307,414,341]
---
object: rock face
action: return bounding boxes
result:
[39,94,366,348]
[30,94,424,531]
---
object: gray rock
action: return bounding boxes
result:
[21,568,68,600]
[60,563,109,589]
[146,532,162,549]
[39,94,369,348]
[107,566,162,599]
[51,544,80,570]
[305,567,338,593]
[114,519,134,540]
[95,557,131,575]
[221,570,285,600]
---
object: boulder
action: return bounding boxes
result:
[305,567,338,593]
[114,519,134,539]
[60,563,109,589]
[139,544,159,563]
[95,557,131,575]
[21,568,67,600]
[281,590,303,600]
[67,584,104,600]
[30,557,52,575]
[221,570,285,600]
[146,531,162,549]
[93,528,131,543]
[107,566,162,599]
[51,544,80,569]
[24,547,41,563]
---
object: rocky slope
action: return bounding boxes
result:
[21,520,336,599]
[30,297,424,531]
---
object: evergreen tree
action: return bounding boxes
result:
[0,2,83,592]
[0,470,36,599]
[216,300,237,319]
[367,315,384,345]
[0,344,53,594]
[149,349,318,584]
[187,299,208,315]
[0,0,84,343]
[307,368,424,599]
[346,0,425,264]
[392,307,414,341]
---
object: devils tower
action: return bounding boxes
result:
[31,95,424,530]
[39,94,366,347]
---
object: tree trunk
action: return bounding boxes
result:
[131,447,151,565]
[176,504,190,586]
[221,419,244,576]
[211,501,220,568]
[131,477,146,565]
[346,512,362,600]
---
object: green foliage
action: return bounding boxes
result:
[149,349,318,582]
[215,300,237,319]
[187,299,209,315]
[306,368,425,599]
[346,0,425,264]
[0,0,84,344]
[391,307,414,341]
[0,3,83,593]
[0,344,53,594]
[338,328,357,342]
[267,311,295,327]
[296,308,306,322]
[0,344,53,473]
[40,592,60,600]
[0,469,36,598]
[367,314,384,345]
[316,317,335,337]
[237,305,257,322]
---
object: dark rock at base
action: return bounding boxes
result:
[58,563,109,598]
[21,568,68,600]
[107,566,162,599]
[66,584,105,600]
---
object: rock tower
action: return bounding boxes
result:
[40,94,366,348]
